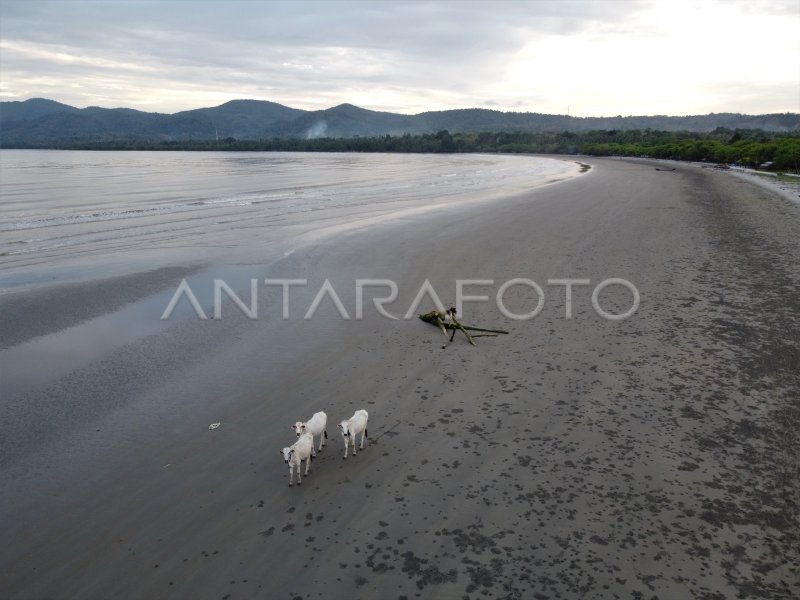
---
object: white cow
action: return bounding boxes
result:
[292,411,327,456]
[280,432,313,486]
[338,409,368,459]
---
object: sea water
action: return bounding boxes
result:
[0,151,578,290]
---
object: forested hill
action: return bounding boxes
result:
[1,97,798,146]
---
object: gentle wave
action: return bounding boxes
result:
[0,192,304,232]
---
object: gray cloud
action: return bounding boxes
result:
[0,0,797,115]
[2,1,640,50]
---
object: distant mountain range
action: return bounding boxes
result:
[1,98,798,146]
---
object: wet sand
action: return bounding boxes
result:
[1,157,799,599]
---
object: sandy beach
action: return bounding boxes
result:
[1,157,798,599]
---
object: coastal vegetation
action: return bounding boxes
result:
[10,128,799,172]
[2,98,798,144]
[2,99,798,169]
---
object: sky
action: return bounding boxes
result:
[0,0,798,116]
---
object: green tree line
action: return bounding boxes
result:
[9,128,800,172]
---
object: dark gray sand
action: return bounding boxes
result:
[1,158,798,599]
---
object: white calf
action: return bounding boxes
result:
[292,411,327,456]
[338,409,368,459]
[280,432,313,486]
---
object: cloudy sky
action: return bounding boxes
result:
[1,0,798,116]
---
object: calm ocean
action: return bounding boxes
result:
[0,151,577,290]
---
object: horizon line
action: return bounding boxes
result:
[3,96,798,120]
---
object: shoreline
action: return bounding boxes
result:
[1,157,798,599]
[724,166,800,204]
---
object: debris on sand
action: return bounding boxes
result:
[419,309,509,346]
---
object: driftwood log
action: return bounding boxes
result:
[419,310,509,346]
